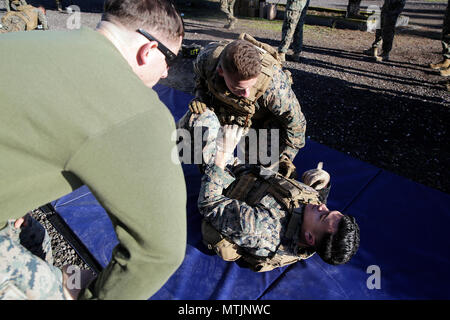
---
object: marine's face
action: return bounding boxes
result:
[218,67,258,98]
[303,203,343,241]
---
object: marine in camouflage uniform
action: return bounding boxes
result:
[0,4,48,33]
[443,0,450,61]
[0,215,66,299]
[180,110,359,271]
[278,0,311,62]
[181,109,321,265]
[184,36,306,176]
[365,0,406,61]
[430,0,450,78]
[198,162,329,269]
[3,0,27,12]
[220,0,237,29]
[55,0,63,12]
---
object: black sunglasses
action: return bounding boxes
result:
[136,28,178,66]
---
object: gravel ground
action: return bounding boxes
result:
[3,0,449,271]
[29,208,91,270]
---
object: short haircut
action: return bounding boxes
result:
[316,215,360,265]
[103,0,184,41]
[220,40,262,80]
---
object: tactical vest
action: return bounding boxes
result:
[1,5,38,31]
[201,166,320,272]
[204,33,289,128]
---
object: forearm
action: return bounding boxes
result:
[264,67,306,160]
[214,150,227,170]
[280,104,306,160]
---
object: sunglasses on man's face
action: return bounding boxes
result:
[136,28,178,67]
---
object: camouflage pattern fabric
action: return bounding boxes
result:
[220,0,236,23]
[0,217,66,300]
[3,0,27,12]
[197,164,330,258]
[198,164,288,257]
[442,0,450,59]
[371,0,406,55]
[193,41,306,162]
[177,109,229,167]
[278,0,311,54]
[0,12,26,33]
[0,4,48,33]
[55,0,63,11]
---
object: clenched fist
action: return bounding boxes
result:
[302,162,330,190]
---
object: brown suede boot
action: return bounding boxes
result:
[363,47,378,57]
[440,67,450,77]
[430,59,450,70]
[292,52,302,62]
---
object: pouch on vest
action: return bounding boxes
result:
[241,252,302,272]
[201,220,241,261]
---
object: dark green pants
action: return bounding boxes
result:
[372,0,406,55]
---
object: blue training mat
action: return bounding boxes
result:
[52,84,450,300]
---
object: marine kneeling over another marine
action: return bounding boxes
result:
[176,34,360,271]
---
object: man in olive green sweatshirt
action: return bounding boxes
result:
[0,0,187,300]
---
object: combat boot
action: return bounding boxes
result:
[363,47,378,57]
[375,53,389,62]
[56,0,63,12]
[292,52,302,62]
[430,59,450,70]
[224,18,237,30]
[440,67,450,77]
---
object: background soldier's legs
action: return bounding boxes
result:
[292,0,310,55]
[279,9,301,53]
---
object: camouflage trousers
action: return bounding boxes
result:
[0,12,27,33]
[371,0,406,55]
[0,215,66,300]
[176,109,283,169]
[220,0,236,22]
[2,0,27,12]
[278,0,310,54]
[442,0,450,59]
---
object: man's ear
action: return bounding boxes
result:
[217,65,224,77]
[136,42,156,66]
[304,231,315,247]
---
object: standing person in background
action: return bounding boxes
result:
[220,0,237,29]
[278,0,311,62]
[429,0,450,78]
[363,0,406,62]
[0,0,187,300]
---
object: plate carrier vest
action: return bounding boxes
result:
[201,166,321,272]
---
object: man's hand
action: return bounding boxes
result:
[188,98,208,114]
[278,155,297,179]
[302,162,330,190]
[217,124,245,155]
[215,125,245,168]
